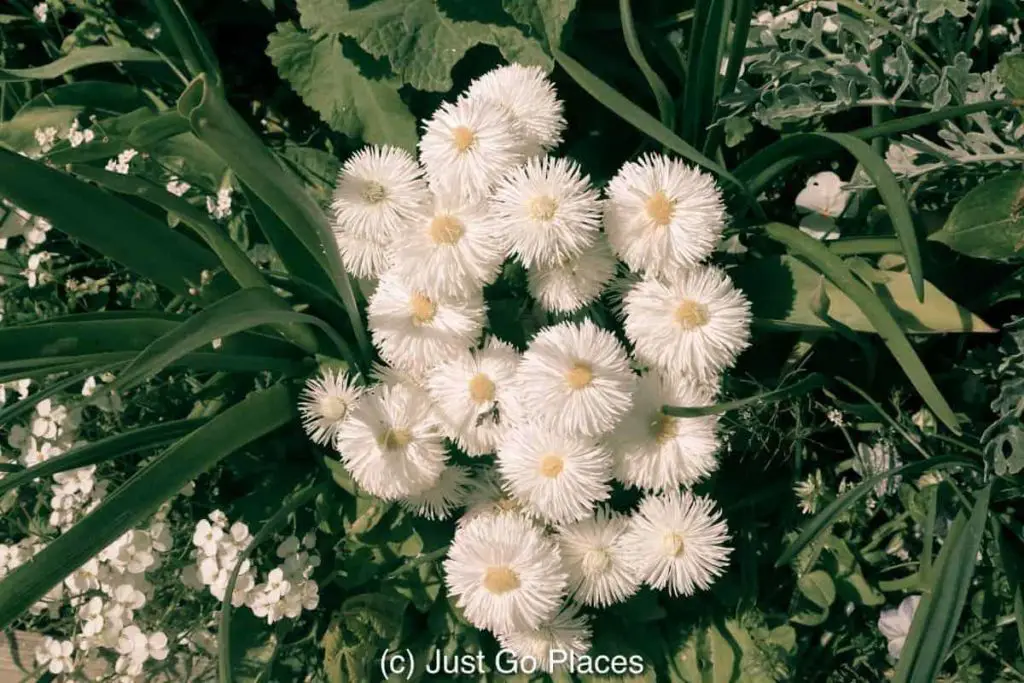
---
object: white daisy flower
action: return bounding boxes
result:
[370,360,429,393]
[464,64,566,157]
[516,320,635,437]
[459,470,537,527]
[604,153,726,278]
[528,236,616,313]
[426,339,522,456]
[334,384,447,500]
[391,193,505,300]
[367,272,487,373]
[334,230,392,280]
[556,507,641,607]
[622,490,732,596]
[399,465,473,520]
[497,605,591,672]
[444,512,568,633]
[609,372,720,492]
[297,368,363,447]
[491,156,602,268]
[497,424,613,525]
[419,97,522,201]
[331,145,429,241]
[623,267,751,381]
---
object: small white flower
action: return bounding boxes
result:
[334,383,447,500]
[490,156,603,267]
[609,372,720,491]
[399,465,473,520]
[206,186,232,219]
[604,153,726,278]
[498,605,591,672]
[166,176,191,197]
[556,507,641,607]
[794,470,826,515]
[104,148,138,175]
[367,271,486,374]
[795,171,849,239]
[878,595,921,660]
[623,267,751,381]
[515,320,636,438]
[33,2,48,23]
[855,439,902,497]
[464,64,566,156]
[444,512,567,633]
[35,637,74,675]
[34,126,60,153]
[331,145,428,241]
[622,490,732,596]
[298,368,363,447]
[67,120,95,148]
[497,424,613,525]
[419,97,523,201]
[527,236,616,313]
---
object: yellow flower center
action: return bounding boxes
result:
[539,453,565,478]
[582,547,612,574]
[662,532,686,557]
[482,565,520,594]
[650,413,677,444]
[528,195,558,221]
[319,396,350,422]
[451,126,476,153]
[674,299,710,330]
[378,427,412,451]
[428,214,464,245]
[361,181,388,204]
[564,362,593,390]
[645,190,675,226]
[468,373,496,403]
[409,293,437,325]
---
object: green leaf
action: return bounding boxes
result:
[777,455,973,566]
[0,366,99,428]
[849,100,1018,141]
[798,571,837,609]
[893,483,992,683]
[0,418,208,497]
[0,384,295,630]
[835,572,885,606]
[995,528,1024,657]
[0,46,165,82]
[267,23,417,150]
[152,0,222,87]
[298,0,550,92]
[0,148,223,297]
[998,54,1024,100]
[619,0,674,128]
[502,0,578,51]
[928,172,1024,261]
[707,623,737,683]
[763,223,959,432]
[663,373,825,417]
[733,256,994,334]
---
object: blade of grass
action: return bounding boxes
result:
[151,0,222,87]
[830,377,935,460]
[682,0,728,145]
[776,455,975,566]
[849,100,1020,140]
[765,223,957,432]
[0,418,209,497]
[0,46,164,82]
[663,373,825,417]
[704,0,754,157]
[0,385,294,629]
[828,237,902,255]
[619,0,675,128]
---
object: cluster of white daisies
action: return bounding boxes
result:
[299,63,753,670]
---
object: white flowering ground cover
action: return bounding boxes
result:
[1,1,1023,682]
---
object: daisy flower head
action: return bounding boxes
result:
[333,230,392,280]
[622,489,732,597]
[459,469,537,527]
[516,319,635,437]
[604,153,727,278]
[367,271,487,373]
[464,63,566,157]
[426,339,522,456]
[491,156,602,268]
[610,372,720,492]
[528,236,616,313]
[497,605,591,673]
[334,383,447,500]
[297,368,363,447]
[399,465,473,520]
[623,266,751,380]
[419,97,523,201]
[391,192,505,300]
[444,512,568,633]
[331,145,429,240]
[497,424,613,525]
[556,507,641,607]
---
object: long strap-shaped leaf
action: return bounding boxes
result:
[619,0,674,128]
[0,366,101,428]
[0,385,294,629]
[111,288,354,391]
[738,135,924,301]
[663,373,825,417]
[893,483,993,683]
[151,0,222,88]
[0,46,164,82]
[0,148,226,298]
[175,75,372,367]
[765,223,957,431]
[0,418,208,497]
